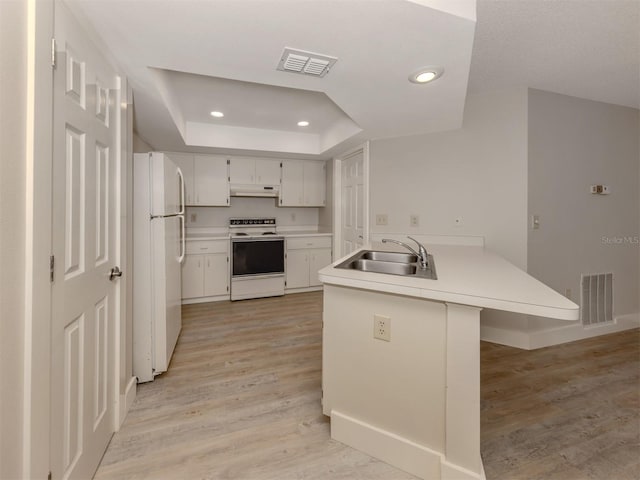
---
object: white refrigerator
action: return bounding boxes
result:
[133,152,185,383]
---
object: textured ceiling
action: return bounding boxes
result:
[469,0,640,108]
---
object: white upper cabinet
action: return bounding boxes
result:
[280,160,304,206]
[167,153,230,206]
[280,160,326,207]
[194,155,230,206]
[303,161,326,207]
[230,157,281,185]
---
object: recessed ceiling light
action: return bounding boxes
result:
[297,121,310,127]
[409,66,444,84]
[210,111,224,118]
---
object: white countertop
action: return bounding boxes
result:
[278,230,333,237]
[319,242,579,320]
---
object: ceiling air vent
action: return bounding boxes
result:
[277,48,337,78]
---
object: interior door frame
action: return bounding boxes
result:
[22,2,133,477]
[332,141,370,260]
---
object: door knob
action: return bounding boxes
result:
[109,266,123,281]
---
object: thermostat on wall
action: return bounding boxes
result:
[590,185,610,195]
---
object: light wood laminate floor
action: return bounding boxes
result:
[96,292,639,479]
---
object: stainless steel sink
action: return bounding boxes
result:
[336,250,437,280]
[345,259,417,275]
[361,251,418,263]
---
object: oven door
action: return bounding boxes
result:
[232,237,285,277]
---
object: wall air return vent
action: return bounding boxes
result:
[277,48,337,78]
[581,273,614,326]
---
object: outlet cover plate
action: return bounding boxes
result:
[374,314,391,341]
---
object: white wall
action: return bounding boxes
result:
[528,89,640,330]
[0,0,27,476]
[132,131,154,153]
[369,88,529,269]
[369,88,530,337]
[187,197,319,229]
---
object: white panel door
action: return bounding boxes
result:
[194,154,230,206]
[341,151,365,256]
[51,2,119,478]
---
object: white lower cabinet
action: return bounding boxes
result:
[182,239,229,301]
[285,236,332,290]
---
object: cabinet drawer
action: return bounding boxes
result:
[186,239,229,255]
[286,236,332,250]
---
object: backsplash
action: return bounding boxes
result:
[186,197,320,228]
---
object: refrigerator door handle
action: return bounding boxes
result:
[178,215,186,263]
[176,167,185,215]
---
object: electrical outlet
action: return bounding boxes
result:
[376,214,388,226]
[410,214,419,227]
[531,215,540,230]
[373,314,391,341]
[190,213,197,223]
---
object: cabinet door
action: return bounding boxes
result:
[204,254,229,296]
[229,157,255,184]
[194,155,230,206]
[308,249,332,287]
[182,255,204,299]
[286,249,309,289]
[168,153,194,205]
[255,159,281,185]
[280,160,304,207]
[304,161,326,206]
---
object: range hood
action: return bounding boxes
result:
[230,184,280,198]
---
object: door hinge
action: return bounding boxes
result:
[49,255,55,283]
[48,472,52,480]
[226,286,229,292]
[51,38,56,68]
[227,159,230,165]
[280,162,282,168]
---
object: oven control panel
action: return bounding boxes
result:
[229,218,276,227]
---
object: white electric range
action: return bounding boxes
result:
[229,218,285,301]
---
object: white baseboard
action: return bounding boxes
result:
[284,286,323,294]
[481,313,639,350]
[480,324,531,349]
[117,376,137,430]
[330,410,484,480]
[528,313,640,349]
[181,294,229,305]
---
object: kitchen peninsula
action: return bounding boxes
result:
[319,242,579,480]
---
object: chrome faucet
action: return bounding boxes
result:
[381,236,429,269]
